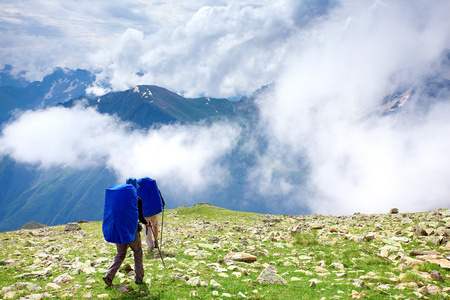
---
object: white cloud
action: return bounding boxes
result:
[253,0,450,215]
[0,103,241,202]
[1,0,335,97]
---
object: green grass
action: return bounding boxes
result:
[0,205,449,299]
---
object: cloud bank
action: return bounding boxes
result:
[1,0,335,97]
[253,0,450,214]
[0,103,241,201]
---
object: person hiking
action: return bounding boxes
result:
[136,177,166,253]
[145,189,166,252]
[103,178,150,287]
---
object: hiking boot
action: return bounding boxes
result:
[154,240,159,249]
[103,276,113,287]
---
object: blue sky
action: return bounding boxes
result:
[1,0,450,215]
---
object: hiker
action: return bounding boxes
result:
[102,178,150,287]
[145,189,166,252]
[136,177,166,253]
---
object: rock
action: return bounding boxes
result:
[390,208,399,214]
[257,266,287,285]
[224,252,257,262]
[330,262,345,270]
[437,208,450,217]
[353,280,367,289]
[187,276,207,286]
[415,225,428,236]
[3,291,17,299]
[45,283,61,291]
[209,235,220,243]
[27,283,42,291]
[364,233,375,241]
[97,294,109,298]
[423,236,444,245]
[430,270,443,281]
[436,227,449,237]
[311,223,325,230]
[309,279,322,286]
[238,292,247,298]
[123,264,133,273]
[64,222,81,231]
[232,271,242,277]
[391,237,410,243]
[53,273,74,284]
[315,266,330,274]
[210,279,222,288]
[419,285,442,295]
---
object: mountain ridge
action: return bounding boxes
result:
[0,56,449,231]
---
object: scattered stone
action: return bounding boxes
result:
[430,270,443,281]
[3,291,17,299]
[419,285,442,295]
[53,273,74,284]
[224,252,257,262]
[363,233,375,241]
[27,283,42,291]
[238,291,247,298]
[45,283,61,291]
[64,222,81,231]
[257,266,287,285]
[210,279,222,288]
[390,208,399,214]
[97,293,109,298]
[209,235,220,243]
[353,280,367,290]
[415,225,428,236]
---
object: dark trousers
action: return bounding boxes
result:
[105,231,144,283]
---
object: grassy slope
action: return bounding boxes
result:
[0,205,449,299]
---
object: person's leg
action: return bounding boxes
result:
[145,217,154,252]
[150,215,159,248]
[129,231,144,283]
[104,243,128,285]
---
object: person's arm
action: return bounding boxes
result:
[137,197,148,225]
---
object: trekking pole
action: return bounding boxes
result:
[149,222,166,269]
[160,207,164,256]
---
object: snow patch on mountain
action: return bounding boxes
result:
[133,86,153,98]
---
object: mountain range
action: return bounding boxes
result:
[0,49,449,231]
[0,66,264,232]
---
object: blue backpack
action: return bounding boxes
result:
[102,184,138,244]
[137,177,163,218]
